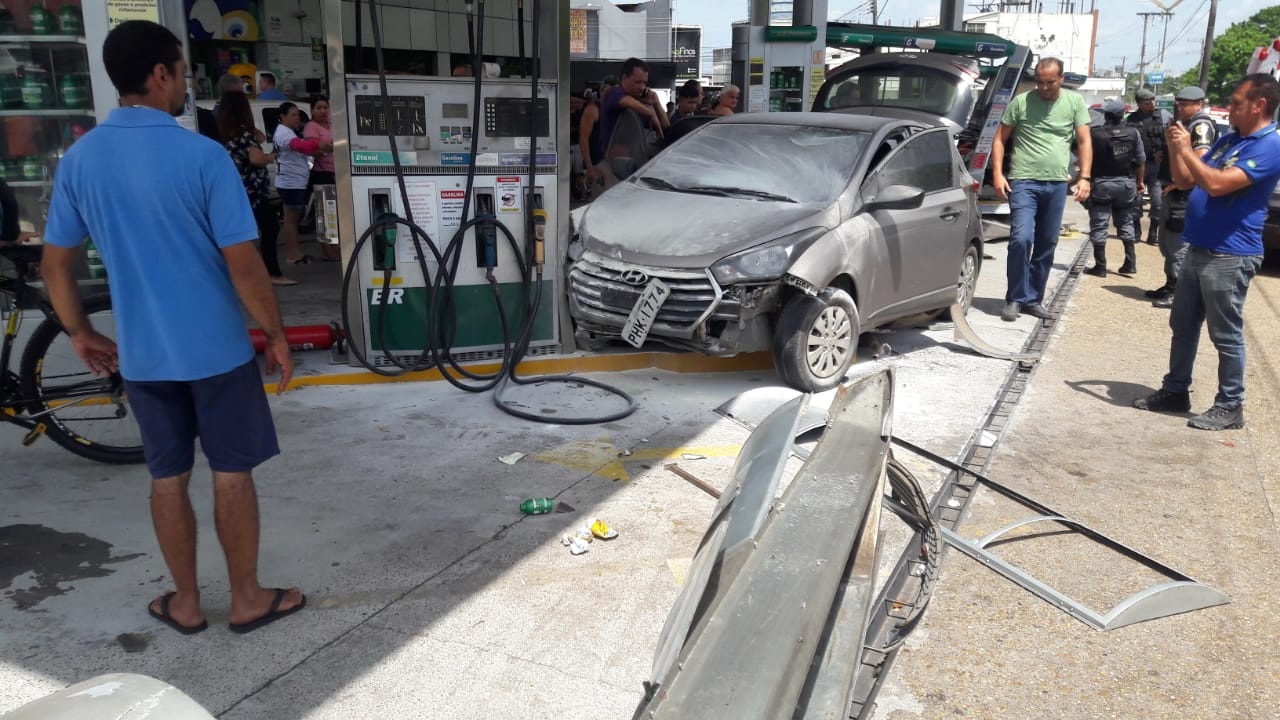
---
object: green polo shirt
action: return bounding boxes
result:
[1002,90,1090,181]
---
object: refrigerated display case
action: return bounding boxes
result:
[1,0,94,241]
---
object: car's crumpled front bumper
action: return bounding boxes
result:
[567,251,782,355]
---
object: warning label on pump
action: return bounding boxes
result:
[399,180,440,265]
[495,177,522,214]
[439,189,467,227]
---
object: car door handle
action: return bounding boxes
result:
[940,210,964,221]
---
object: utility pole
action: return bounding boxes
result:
[1158,11,1172,65]
[870,0,878,24]
[1198,0,1217,90]
[1137,12,1162,84]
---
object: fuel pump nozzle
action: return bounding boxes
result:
[371,193,398,271]
[532,208,547,272]
[475,192,498,270]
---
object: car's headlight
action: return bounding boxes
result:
[711,228,826,285]
[567,232,584,261]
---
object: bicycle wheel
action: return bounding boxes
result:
[19,295,145,464]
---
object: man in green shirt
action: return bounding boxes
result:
[990,57,1093,321]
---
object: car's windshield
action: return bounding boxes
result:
[824,65,962,117]
[639,124,870,205]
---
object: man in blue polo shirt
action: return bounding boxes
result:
[1134,74,1280,430]
[40,20,305,634]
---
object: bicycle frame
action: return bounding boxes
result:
[0,263,126,434]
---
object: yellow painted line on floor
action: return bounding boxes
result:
[667,558,692,587]
[263,351,774,395]
[532,439,741,482]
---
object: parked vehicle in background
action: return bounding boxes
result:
[566,113,983,392]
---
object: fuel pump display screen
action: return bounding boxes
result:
[484,97,550,137]
[354,95,428,136]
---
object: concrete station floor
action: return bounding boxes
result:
[3,205,1279,718]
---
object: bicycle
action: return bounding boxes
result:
[0,243,144,463]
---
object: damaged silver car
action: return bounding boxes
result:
[566,113,983,391]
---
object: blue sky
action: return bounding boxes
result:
[671,0,1275,75]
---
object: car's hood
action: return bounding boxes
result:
[579,180,832,269]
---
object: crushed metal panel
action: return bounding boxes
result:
[640,369,894,719]
[648,394,808,690]
[895,437,1232,632]
[949,304,1041,362]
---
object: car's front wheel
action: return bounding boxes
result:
[773,288,858,392]
[942,244,980,321]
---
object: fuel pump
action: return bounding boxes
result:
[338,0,635,423]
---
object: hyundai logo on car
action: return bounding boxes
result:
[619,270,650,286]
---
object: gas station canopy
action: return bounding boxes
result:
[826,22,1014,58]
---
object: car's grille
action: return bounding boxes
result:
[569,254,735,330]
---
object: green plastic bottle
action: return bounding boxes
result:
[59,73,84,107]
[21,69,48,109]
[0,2,17,34]
[519,498,554,515]
[21,156,44,180]
[0,72,21,108]
[56,2,80,34]
[29,0,54,35]
[85,240,106,279]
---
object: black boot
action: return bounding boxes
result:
[1085,243,1107,277]
[1117,241,1136,275]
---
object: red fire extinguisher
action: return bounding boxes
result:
[248,323,343,353]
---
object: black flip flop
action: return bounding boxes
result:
[148,592,208,635]
[228,588,307,635]
[289,256,314,265]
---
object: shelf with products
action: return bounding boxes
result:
[767,66,807,113]
[0,107,91,116]
[0,0,85,38]
[1,0,92,240]
[0,34,84,45]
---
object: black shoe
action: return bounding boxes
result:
[1133,389,1192,413]
[1022,304,1053,320]
[1152,295,1174,309]
[1145,238,1159,245]
[1188,404,1245,431]
[1001,301,1021,322]
[1116,263,1137,275]
[1144,285,1173,299]
[1084,265,1107,277]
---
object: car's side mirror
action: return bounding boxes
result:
[864,184,925,212]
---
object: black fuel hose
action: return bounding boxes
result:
[341,0,635,422]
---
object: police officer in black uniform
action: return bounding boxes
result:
[1084,100,1146,277]
[1147,85,1218,308]
[1127,88,1170,246]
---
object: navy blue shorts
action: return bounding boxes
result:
[124,360,280,479]
[278,188,306,209]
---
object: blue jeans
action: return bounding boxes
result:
[1158,200,1189,286]
[1162,247,1264,408]
[1007,180,1068,306]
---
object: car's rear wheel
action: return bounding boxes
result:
[773,288,858,392]
[942,244,980,321]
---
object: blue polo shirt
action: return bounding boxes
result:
[44,107,258,381]
[1183,123,1280,256]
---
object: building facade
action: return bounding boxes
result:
[569,0,672,61]
[963,10,1097,75]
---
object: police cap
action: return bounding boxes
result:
[1102,100,1126,115]
[1175,86,1206,102]
[1135,88,1156,101]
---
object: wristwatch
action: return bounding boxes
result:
[1079,176,1092,181]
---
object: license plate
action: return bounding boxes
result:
[621,278,671,348]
